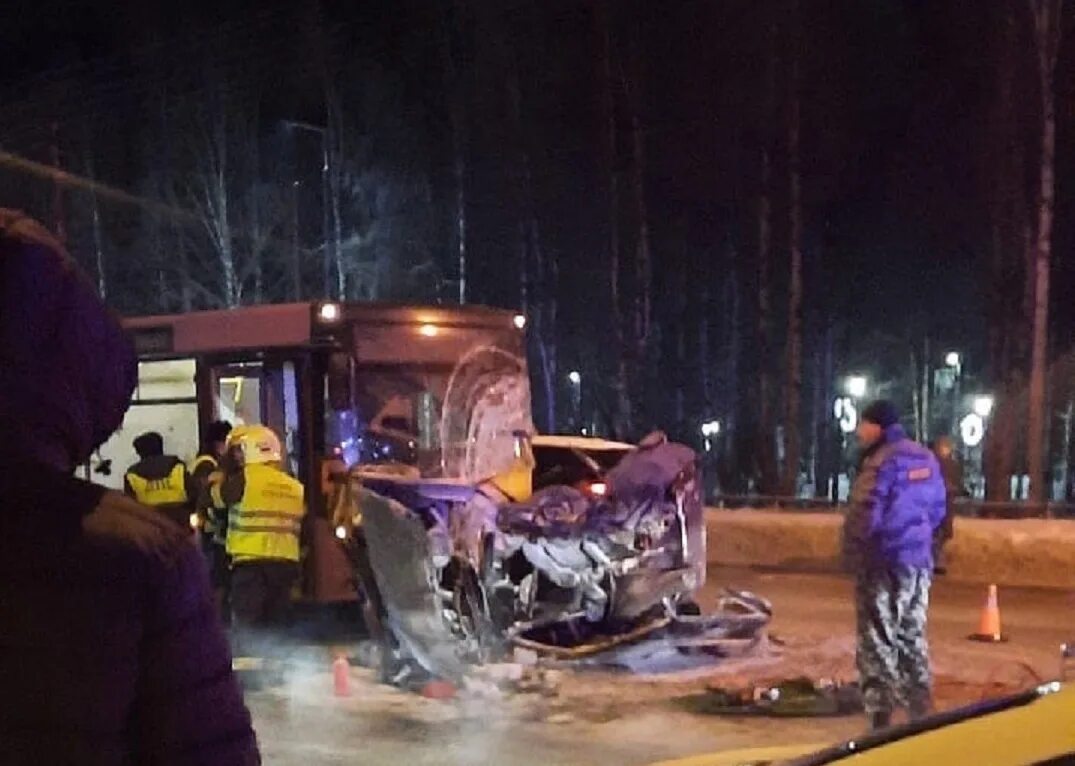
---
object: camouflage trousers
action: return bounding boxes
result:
[855,568,933,717]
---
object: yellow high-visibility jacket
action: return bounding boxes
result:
[125,460,189,507]
[225,464,305,564]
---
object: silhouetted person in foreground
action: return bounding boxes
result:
[0,210,260,764]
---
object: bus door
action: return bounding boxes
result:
[208,357,305,483]
[89,358,200,490]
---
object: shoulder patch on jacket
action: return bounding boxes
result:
[907,466,933,481]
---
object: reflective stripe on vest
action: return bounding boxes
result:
[205,471,228,543]
[226,464,304,563]
[192,454,219,474]
[126,462,188,507]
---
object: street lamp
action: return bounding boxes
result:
[945,351,962,369]
[700,419,721,453]
[845,375,868,399]
[973,395,994,418]
[568,371,582,432]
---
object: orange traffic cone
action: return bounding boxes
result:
[333,655,352,697]
[968,584,1007,642]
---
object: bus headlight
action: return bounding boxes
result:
[318,302,342,322]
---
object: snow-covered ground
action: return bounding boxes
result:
[245,567,1071,765]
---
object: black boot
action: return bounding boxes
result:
[869,711,892,731]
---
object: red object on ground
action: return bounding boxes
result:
[333,656,351,697]
[420,679,457,700]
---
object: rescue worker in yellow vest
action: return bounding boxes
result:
[192,421,233,618]
[215,424,304,657]
[124,431,195,530]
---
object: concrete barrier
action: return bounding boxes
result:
[707,509,1075,590]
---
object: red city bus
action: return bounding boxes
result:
[90,301,529,604]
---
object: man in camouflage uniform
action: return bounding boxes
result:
[844,400,947,730]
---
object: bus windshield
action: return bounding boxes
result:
[328,326,532,483]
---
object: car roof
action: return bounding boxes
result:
[531,435,635,451]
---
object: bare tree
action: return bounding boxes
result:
[983,0,1028,500]
[1025,0,1062,503]
[624,13,653,367]
[326,86,347,300]
[441,0,470,304]
[595,0,653,438]
[497,4,558,432]
[755,16,779,492]
[183,85,241,308]
[782,0,804,496]
[78,148,108,299]
[596,0,631,437]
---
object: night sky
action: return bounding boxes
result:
[1,0,1073,465]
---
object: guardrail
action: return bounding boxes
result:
[710,495,1075,520]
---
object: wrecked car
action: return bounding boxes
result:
[331,430,719,681]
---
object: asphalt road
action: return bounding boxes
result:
[247,568,1075,765]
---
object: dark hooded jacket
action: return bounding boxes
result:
[0,211,259,764]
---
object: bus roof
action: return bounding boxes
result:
[123,301,523,357]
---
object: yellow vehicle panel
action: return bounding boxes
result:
[651,684,1075,766]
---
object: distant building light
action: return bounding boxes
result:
[845,376,868,399]
[700,420,722,438]
[973,395,995,418]
[513,314,527,330]
[568,370,582,385]
[961,413,985,447]
[834,396,858,434]
[945,351,961,368]
[419,323,439,337]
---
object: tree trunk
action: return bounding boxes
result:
[816,321,836,498]
[1026,0,1061,503]
[983,2,1023,501]
[597,0,632,438]
[911,345,922,442]
[325,88,347,301]
[625,16,652,360]
[291,181,303,300]
[175,218,192,312]
[84,151,107,299]
[502,4,556,432]
[50,122,67,246]
[442,0,469,304]
[782,17,803,497]
[755,17,778,493]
